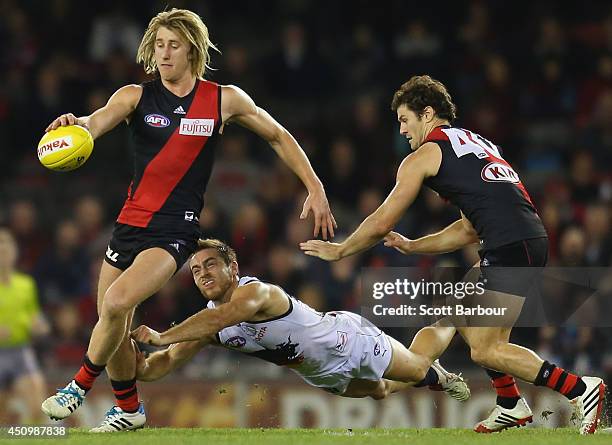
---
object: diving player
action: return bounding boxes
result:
[129,239,469,407]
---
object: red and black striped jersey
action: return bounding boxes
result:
[117,78,221,238]
[422,125,547,250]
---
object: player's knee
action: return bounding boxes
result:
[101,289,133,319]
[411,365,428,384]
[470,345,494,368]
[402,354,429,383]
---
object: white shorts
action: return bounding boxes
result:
[299,311,392,395]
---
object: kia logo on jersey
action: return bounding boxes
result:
[481,162,520,184]
[144,114,170,128]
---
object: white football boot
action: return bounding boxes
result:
[41,380,86,420]
[90,402,146,433]
[428,359,471,402]
[569,376,606,435]
[474,397,533,433]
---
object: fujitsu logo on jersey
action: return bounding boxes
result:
[144,114,170,127]
[481,162,520,184]
[179,118,214,136]
[38,136,73,158]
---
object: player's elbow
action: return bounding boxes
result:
[267,126,289,151]
[373,219,394,238]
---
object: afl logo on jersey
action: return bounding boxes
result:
[225,336,246,348]
[144,114,170,128]
[481,162,520,184]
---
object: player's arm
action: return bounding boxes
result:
[135,337,213,382]
[300,143,442,260]
[384,212,479,255]
[221,85,336,239]
[131,283,270,346]
[45,84,142,140]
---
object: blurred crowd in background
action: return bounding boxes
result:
[1,0,612,386]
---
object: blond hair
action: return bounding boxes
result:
[136,8,219,79]
[196,239,237,266]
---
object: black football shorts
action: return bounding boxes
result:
[478,237,549,296]
[104,222,198,272]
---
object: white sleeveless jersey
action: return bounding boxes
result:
[208,276,390,391]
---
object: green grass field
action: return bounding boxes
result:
[3,428,612,445]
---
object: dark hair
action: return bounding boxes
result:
[195,238,237,265]
[391,75,457,123]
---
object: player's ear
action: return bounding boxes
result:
[230,260,239,277]
[423,106,435,122]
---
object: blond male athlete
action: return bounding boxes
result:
[41,9,336,432]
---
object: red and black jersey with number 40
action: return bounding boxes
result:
[117,78,221,239]
[422,125,547,250]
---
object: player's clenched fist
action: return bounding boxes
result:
[131,325,163,346]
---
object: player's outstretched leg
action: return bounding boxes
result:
[385,337,470,401]
[406,326,469,401]
[41,261,123,420]
[42,249,176,422]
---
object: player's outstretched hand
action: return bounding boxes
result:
[300,239,342,261]
[131,325,164,346]
[383,231,414,255]
[45,113,88,132]
[300,190,337,240]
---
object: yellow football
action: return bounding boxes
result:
[37,125,94,172]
